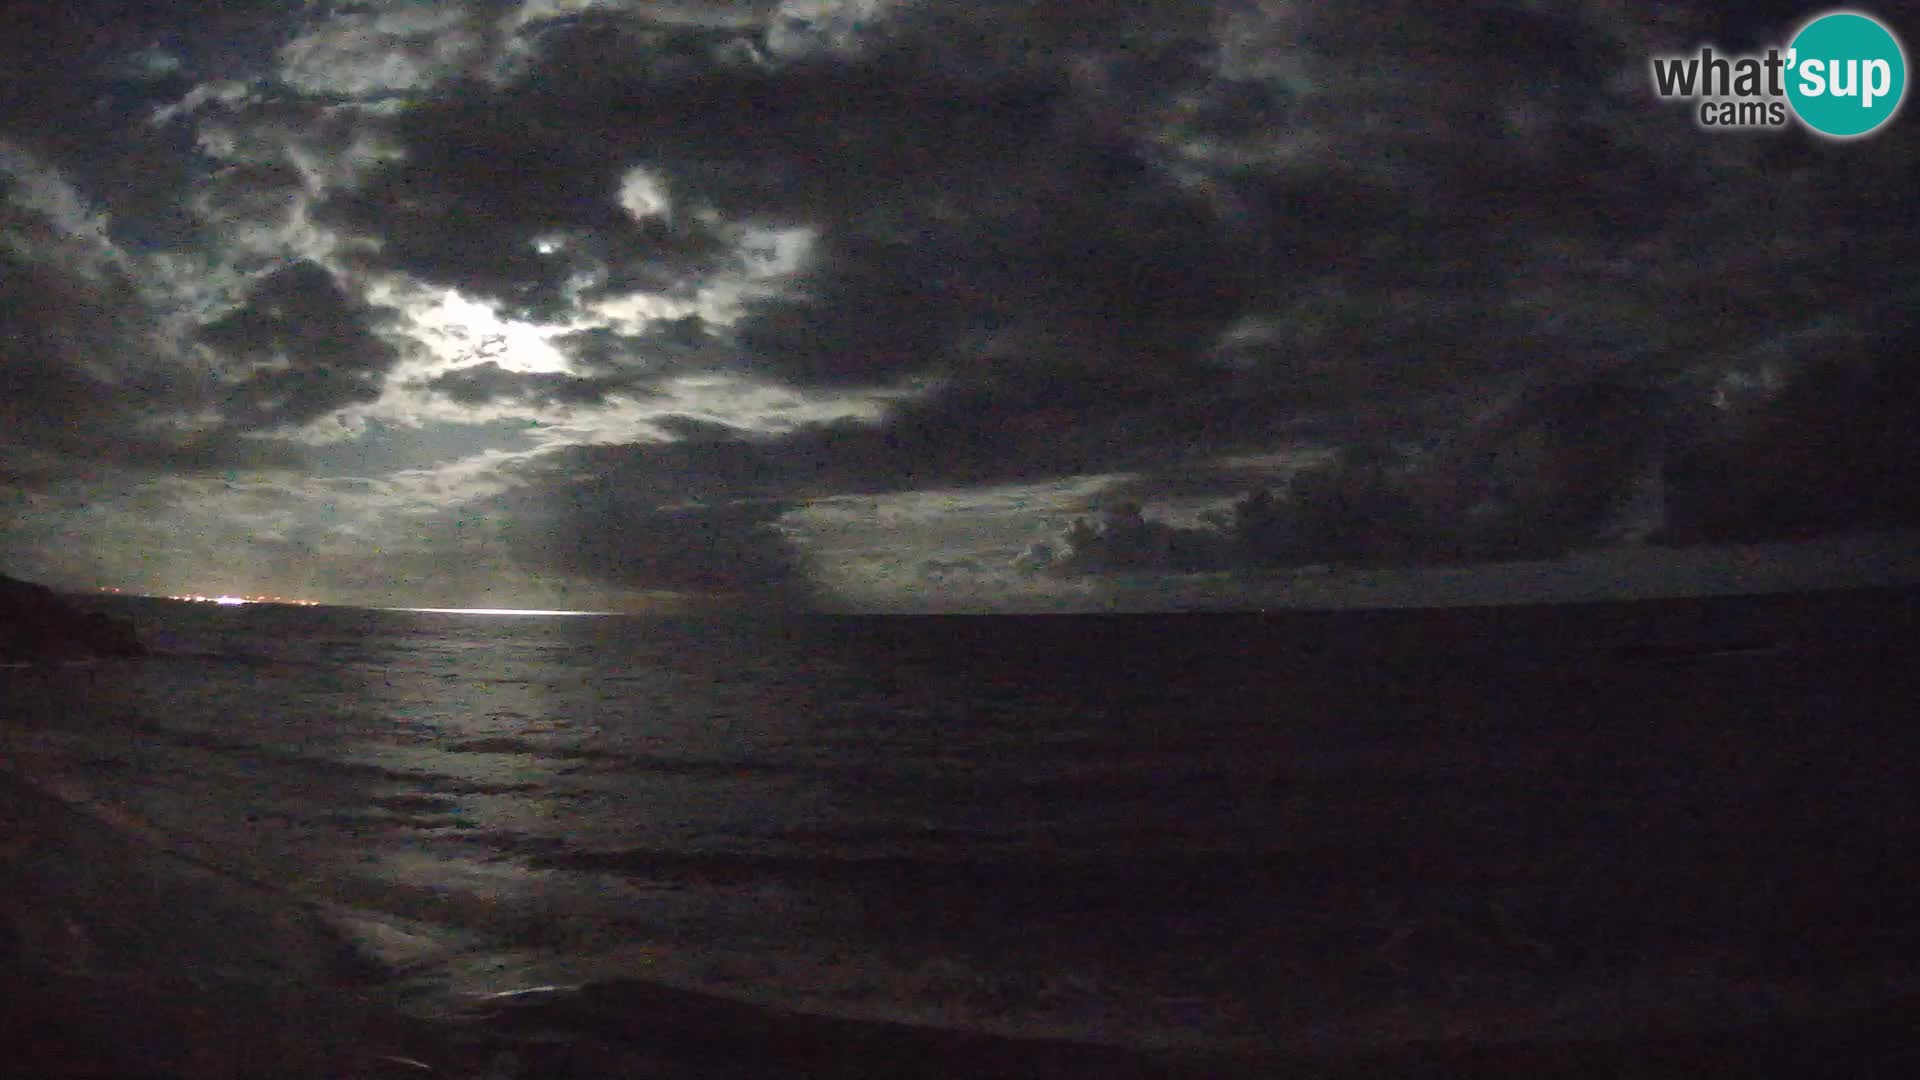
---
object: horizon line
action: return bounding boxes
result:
[382,606,616,616]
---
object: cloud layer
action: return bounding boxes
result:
[1,0,1915,606]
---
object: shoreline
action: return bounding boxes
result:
[8,761,1920,1077]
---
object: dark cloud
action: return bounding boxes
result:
[316,78,740,320]
[497,425,792,506]
[0,208,286,481]
[508,12,1071,223]
[1660,321,1920,545]
[1043,502,1231,576]
[1417,374,1679,558]
[547,496,811,600]
[732,138,1261,386]
[1030,314,1920,579]
[554,316,714,373]
[419,361,655,409]
[465,443,815,603]
[1032,370,1686,576]
[198,260,402,430]
[0,2,290,254]
[0,260,131,436]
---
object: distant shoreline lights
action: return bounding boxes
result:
[94,588,600,613]
[155,593,321,607]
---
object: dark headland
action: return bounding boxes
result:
[0,573,144,663]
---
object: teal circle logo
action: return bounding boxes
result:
[1786,11,1907,138]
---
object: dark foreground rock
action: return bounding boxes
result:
[0,573,143,661]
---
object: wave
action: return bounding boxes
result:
[394,973,1259,1079]
[385,967,1920,1077]
[505,839,1309,894]
[437,736,797,779]
[440,736,626,759]
[144,645,318,669]
[106,728,544,798]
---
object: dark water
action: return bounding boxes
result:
[4,587,1920,1076]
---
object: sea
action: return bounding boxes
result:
[4,586,1920,1078]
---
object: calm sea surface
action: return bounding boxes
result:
[4,590,1920,1075]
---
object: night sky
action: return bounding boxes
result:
[2,1,1917,611]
